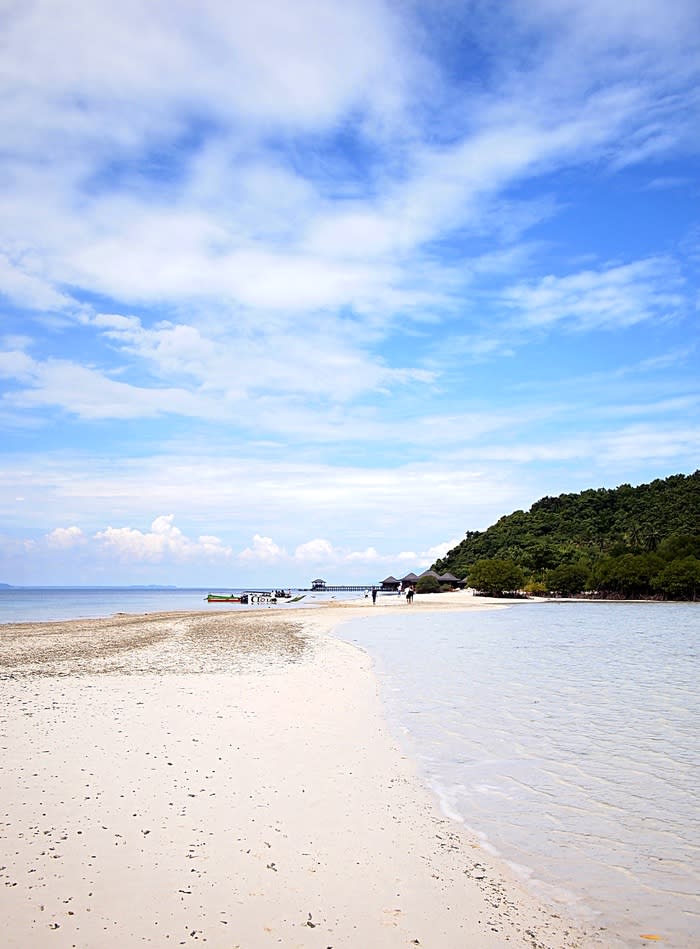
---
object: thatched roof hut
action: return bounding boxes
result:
[380,575,400,591]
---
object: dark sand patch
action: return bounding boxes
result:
[0,611,309,677]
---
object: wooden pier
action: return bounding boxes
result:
[299,584,376,592]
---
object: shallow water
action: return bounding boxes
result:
[341,601,700,948]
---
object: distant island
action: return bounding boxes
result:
[433,470,700,600]
[0,584,179,590]
[126,585,178,589]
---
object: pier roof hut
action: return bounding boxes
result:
[311,578,326,590]
[380,575,400,592]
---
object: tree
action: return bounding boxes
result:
[643,526,661,552]
[653,558,700,600]
[467,559,525,596]
[435,471,700,592]
[592,553,662,598]
[626,523,643,549]
[416,574,441,594]
[657,533,700,561]
[546,563,590,596]
[524,579,548,596]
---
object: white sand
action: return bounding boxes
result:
[0,599,617,947]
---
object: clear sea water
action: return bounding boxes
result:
[341,601,699,949]
[0,586,352,623]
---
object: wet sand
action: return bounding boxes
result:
[0,598,617,947]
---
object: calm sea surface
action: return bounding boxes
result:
[341,602,699,948]
[0,586,346,622]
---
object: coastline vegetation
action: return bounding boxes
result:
[434,471,700,600]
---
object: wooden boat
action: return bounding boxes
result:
[245,590,293,599]
[206,593,248,603]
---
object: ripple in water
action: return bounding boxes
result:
[342,601,700,948]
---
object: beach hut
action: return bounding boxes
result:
[438,571,463,589]
[380,575,400,592]
[401,572,419,585]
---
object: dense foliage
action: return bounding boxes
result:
[416,574,442,594]
[434,471,700,600]
[466,559,525,597]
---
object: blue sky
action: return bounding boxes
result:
[1,0,698,587]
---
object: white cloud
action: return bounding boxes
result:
[597,424,700,463]
[0,349,217,420]
[0,0,417,147]
[0,254,74,311]
[422,538,464,562]
[501,258,684,331]
[93,515,232,562]
[394,537,463,569]
[0,1,698,588]
[90,312,434,408]
[45,525,85,548]
[644,176,693,191]
[2,0,695,340]
[293,538,338,563]
[239,534,287,563]
[346,546,382,562]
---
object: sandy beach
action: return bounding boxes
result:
[0,595,618,948]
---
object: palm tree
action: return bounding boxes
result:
[626,524,642,549]
[644,527,661,552]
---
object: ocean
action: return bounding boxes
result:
[0,585,351,623]
[340,601,699,948]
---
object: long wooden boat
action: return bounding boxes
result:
[206,593,248,603]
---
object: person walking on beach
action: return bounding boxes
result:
[371,588,377,604]
[406,587,414,604]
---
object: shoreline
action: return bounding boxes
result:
[0,599,619,947]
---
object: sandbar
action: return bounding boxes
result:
[0,595,617,947]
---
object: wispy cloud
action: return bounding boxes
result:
[1,1,698,584]
[500,258,685,331]
[0,349,211,420]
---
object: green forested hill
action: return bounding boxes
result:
[433,471,700,599]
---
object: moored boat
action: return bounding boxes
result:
[206,593,249,603]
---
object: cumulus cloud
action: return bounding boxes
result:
[422,538,464,562]
[293,538,337,563]
[238,534,287,562]
[395,538,463,568]
[45,526,86,548]
[346,546,382,562]
[93,515,232,562]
